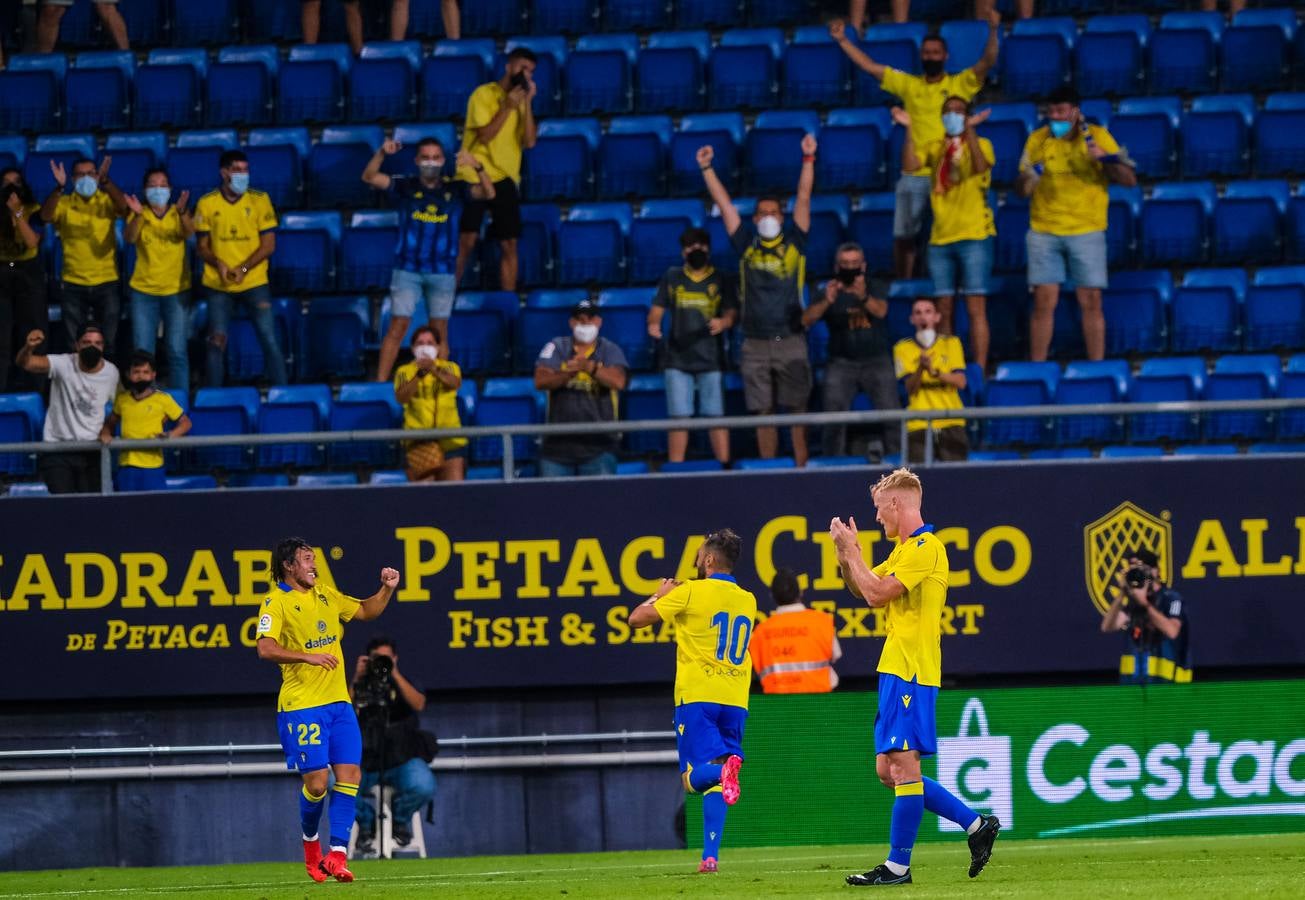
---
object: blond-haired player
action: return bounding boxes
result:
[831,468,999,886]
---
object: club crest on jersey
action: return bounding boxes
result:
[317,620,327,634]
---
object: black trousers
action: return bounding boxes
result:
[0,256,49,392]
[39,451,102,495]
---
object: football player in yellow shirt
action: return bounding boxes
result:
[831,469,999,887]
[256,538,400,884]
[628,530,757,875]
[99,351,190,492]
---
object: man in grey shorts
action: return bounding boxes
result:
[697,136,817,466]
[38,0,129,52]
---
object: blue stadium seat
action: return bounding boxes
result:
[134,50,203,129]
[0,136,25,174]
[1103,269,1170,355]
[1056,360,1130,445]
[736,457,797,470]
[163,475,218,491]
[369,470,411,485]
[1076,14,1149,97]
[103,132,167,198]
[1172,268,1244,353]
[1255,103,1305,177]
[173,0,238,45]
[1130,357,1206,443]
[710,28,782,109]
[749,0,805,26]
[274,212,339,294]
[352,42,422,122]
[187,387,259,471]
[994,196,1029,273]
[67,51,133,132]
[676,0,734,29]
[745,110,819,194]
[0,394,44,476]
[1002,19,1074,100]
[516,290,584,372]
[306,296,369,379]
[596,287,653,371]
[605,0,668,30]
[524,119,598,201]
[530,0,598,35]
[420,40,491,118]
[1181,94,1253,178]
[296,473,359,487]
[940,19,996,74]
[167,130,237,205]
[1173,445,1239,457]
[503,36,565,118]
[1150,12,1222,95]
[804,195,850,280]
[558,203,629,286]
[853,30,919,108]
[206,47,277,128]
[1028,447,1092,460]
[515,202,560,287]
[1140,181,1215,267]
[462,0,525,36]
[24,134,95,203]
[1112,96,1180,180]
[849,193,897,274]
[984,362,1060,447]
[1100,445,1164,459]
[660,459,724,473]
[1205,354,1281,441]
[245,127,309,209]
[630,199,704,284]
[977,103,1036,187]
[1246,266,1305,351]
[279,44,350,124]
[340,211,398,293]
[450,291,518,374]
[567,33,638,115]
[202,297,298,384]
[820,108,889,192]
[1279,354,1305,439]
[257,384,332,469]
[473,377,544,461]
[384,122,459,181]
[328,382,402,468]
[5,482,51,496]
[639,31,709,113]
[1106,184,1141,269]
[308,125,383,208]
[1213,180,1288,265]
[623,372,668,453]
[1221,10,1293,92]
[598,115,670,199]
[1249,442,1305,455]
[784,25,850,108]
[670,112,745,196]
[0,61,59,132]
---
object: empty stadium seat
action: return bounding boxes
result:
[1106,184,1141,269]
[0,58,61,132]
[1150,12,1221,95]
[1279,354,1305,439]
[558,203,629,286]
[278,44,350,124]
[187,387,259,471]
[296,472,359,487]
[660,459,724,473]
[1056,359,1129,445]
[308,125,383,208]
[275,212,339,294]
[676,0,734,29]
[462,0,525,35]
[805,195,850,280]
[0,394,44,476]
[629,199,704,284]
[257,384,332,468]
[1103,269,1170,355]
[670,113,745,196]
[984,361,1060,447]
[745,110,819,194]
[1172,268,1244,353]
[1076,14,1149,97]
[1205,354,1281,441]
[173,0,239,45]
[449,291,518,374]
[167,130,237,203]
[1130,357,1206,443]
[340,210,398,293]
[1112,97,1180,180]
[1255,100,1305,177]
[473,377,544,461]
[1100,445,1164,459]
[567,33,637,115]
[352,42,422,122]
[994,196,1029,273]
[516,202,560,288]
[524,118,599,201]
[940,19,995,74]
[1246,266,1305,351]
[623,372,669,453]
[328,382,402,468]
[710,28,782,110]
[819,108,889,192]
[67,51,133,132]
[420,40,491,119]
[849,194,897,273]
[0,135,27,173]
[598,116,670,199]
[1221,10,1293,92]
[135,50,204,129]
[1214,180,1288,265]
[245,127,309,209]
[1141,181,1215,267]
[306,296,369,379]
[103,132,166,197]
[639,31,709,113]
[1002,18,1074,100]
[977,103,1036,187]
[596,287,653,371]
[1182,94,1253,178]
[784,25,850,108]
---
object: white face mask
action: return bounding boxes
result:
[756,215,782,240]
[916,327,938,348]
[573,323,599,344]
[413,344,438,361]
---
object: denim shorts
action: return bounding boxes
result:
[664,368,724,418]
[1026,230,1108,289]
[929,237,993,297]
[390,269,457,320]
[893,173,932,240]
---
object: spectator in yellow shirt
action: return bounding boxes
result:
[892,297,969,463]
[1,168,48,393]
[124,168,193,392]
[100,351,191,493]
[831,10,1000,279]
[40,156,129,349]
[456,47,539,292]
[897,99,996,371]
[194,150,286,386]
[393,326,466,482]
[1016,86,1136,362]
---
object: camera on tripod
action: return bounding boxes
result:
[355,653,396,711]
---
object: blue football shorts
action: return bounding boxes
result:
[873,673,939,756]
[276,701,363,772]
[674,701,748,773]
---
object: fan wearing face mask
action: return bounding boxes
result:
[393,326,467,482]
[534,299,630,478]
[99,350,191,493]
[892,297,969,463]
[698,135,818,466]
[40,156,129,350]
[830,10,1001,280]
[1016,85,1136,363]
[896,99,995,371]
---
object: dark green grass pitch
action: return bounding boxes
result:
[5,833,1304,899]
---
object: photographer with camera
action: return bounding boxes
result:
[1100,548,1191,684]
[349,635,438,856]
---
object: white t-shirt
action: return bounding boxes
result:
[44,354,120,442]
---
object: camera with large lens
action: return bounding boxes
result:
[1124,566,1152,589]
[354,653,395,711]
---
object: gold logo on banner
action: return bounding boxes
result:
[1083,502,1173,614]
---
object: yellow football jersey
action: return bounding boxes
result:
[892,335,967,432]
[394,359,468,452]
[918,137,997,246]
[128,206,191,296]
[655,574,758,709]
[112,389,184,469]
[881,67,983,177]
[256,581,360,712]
[871,526,949,688]
[53,192,119,286]
[193,189,277,292]
[1022,124,1122,236]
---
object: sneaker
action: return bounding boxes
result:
[967,814,1001,878]
[302,838,327,884]
[846,864,912,886]
[697,857,718,874]
[392,821,413,848]
[719,755,743,806]
[319,849,355,883]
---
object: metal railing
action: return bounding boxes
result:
[1,398,1301,494]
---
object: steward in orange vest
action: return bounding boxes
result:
[750,568,842,694]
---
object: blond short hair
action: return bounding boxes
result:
[871,467,923,500]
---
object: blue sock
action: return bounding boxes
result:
[888,782,924,868]
[329,781,359,851]
[300,784,326,839]
[702,789,726,860]
[688,762,723,793]
[922,776,979,830]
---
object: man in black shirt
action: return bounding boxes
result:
[698,136,817,466]
[802,242,901,460]
[1100,549,1192,685]
[648,227,738,464]
[534,299,630,477]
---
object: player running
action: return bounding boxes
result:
[256,537,400,884]
[627,529,757,874]
[830,469,999,886]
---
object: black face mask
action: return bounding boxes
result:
[685,248,709,269]
[836,267,862,286]
[78,346,103,368]
[130,379,153,396]
[921,58,944,77]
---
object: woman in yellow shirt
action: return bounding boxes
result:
[393,326,467,482]
[124,168,194,391]
[0,167,47,393]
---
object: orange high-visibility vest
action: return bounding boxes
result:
[750,607,837,694]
